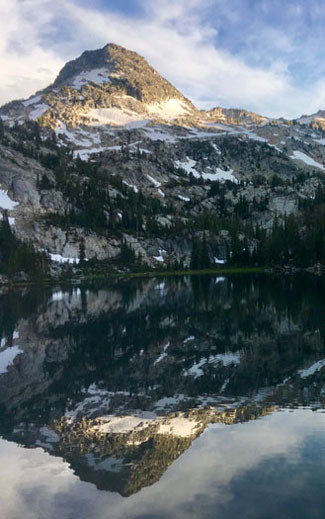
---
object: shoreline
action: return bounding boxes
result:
[1,264,323,289]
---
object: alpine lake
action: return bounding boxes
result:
[0,273,325,519]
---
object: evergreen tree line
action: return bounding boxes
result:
[0,217,49,278]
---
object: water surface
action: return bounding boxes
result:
[0,274,324,518]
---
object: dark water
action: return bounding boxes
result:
[0,274,325,519]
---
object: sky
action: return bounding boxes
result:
[1,0,325,118]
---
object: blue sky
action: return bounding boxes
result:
[1,0,325,118]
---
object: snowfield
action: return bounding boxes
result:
[290,150,325,170]
[175,158,200,177]
[146,99,191,120]
[48,253,80,264]
[22,95,42,107]
[71,68,111,89]
[29,104,50,121]
[175,158,237,183]
[201,168,238,183]
[0,189,19,210]
[86,107,149,127]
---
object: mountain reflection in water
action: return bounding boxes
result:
[0,274,324,518]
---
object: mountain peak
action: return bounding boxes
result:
[52,43,189,105]
[0,42,199,130]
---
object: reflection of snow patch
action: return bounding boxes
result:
[178,194,190,202]
[95,412,199,438]
[147,175,161,187]
[154,342,170,365]
[184,351,242,378]
[157,416,198,437]
[51,288,81,302]
[86,453,124,473]
[0,346,23,374]
[299,359,325,378]
[96,415,153,434]
[123,180,139,193]
[154,395,185,409]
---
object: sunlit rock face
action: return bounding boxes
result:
[0,275,324,495]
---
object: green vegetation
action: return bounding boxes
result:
[0,217,49,279]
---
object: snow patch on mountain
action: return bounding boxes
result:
[146,99,191,120]
[144,128,177,142]
[86,107,149,127]
[123,180,139,193]
[314,138,325,146]
[201,168,238,183]
[48,253,80,264]
[0,189,19,210]
[290,150,325,170]
[147,175,161,187]
[74,147,106,160]
[22,95,42,107]
[29,104,49,121]
[71,68,111,89]
[175,158,200,177]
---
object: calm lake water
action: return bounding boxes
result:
[0,274,324,519]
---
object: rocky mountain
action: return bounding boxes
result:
[295,110,325,131]
[1,43,198,133]
[0,43,324,275]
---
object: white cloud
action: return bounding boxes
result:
[0,409,323,518]
[0,0,64,104]
[0,0,324,118]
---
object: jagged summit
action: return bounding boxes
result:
[296,109,325,130]
[0,43,198,130]
[52,43,190,105]
[205,107,269,127]
[1,42,325,158]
